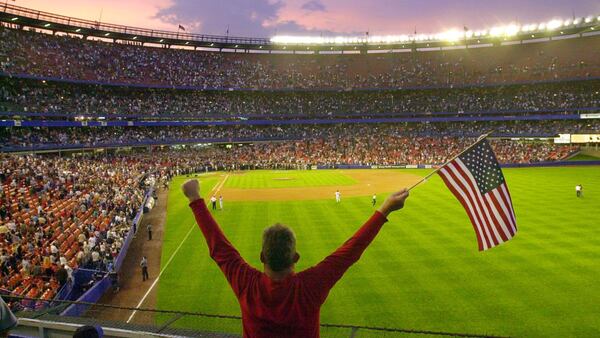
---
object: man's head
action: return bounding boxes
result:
[261,223,299,273]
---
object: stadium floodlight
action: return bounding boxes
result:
[43,23,51,27]
[159,39,164,42]
[75,28,81,32]
[489,26,504,37]
[11,17,18,21]
[104,33,110,36]
[269,12,597,46]
[546,19,562,30]
[521,24,536,32]
[439,29,463,42]
[133,36,138,39]
[504,24,520,36]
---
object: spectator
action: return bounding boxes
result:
[147,223,152,241]
[182,179,409,337]
[140,256,148,281]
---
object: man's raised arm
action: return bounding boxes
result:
[300,189,409,303]
[182,179,258,296]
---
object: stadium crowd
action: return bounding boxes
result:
[1,78,598,118]
[0,154,158,301]
[1,26,599,89]
[177,138,578,168]
[1,121,598,150]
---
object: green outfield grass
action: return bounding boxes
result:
[156,168,600,337]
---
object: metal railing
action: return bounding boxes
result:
[5,295,508,338]
[0,3,270,45]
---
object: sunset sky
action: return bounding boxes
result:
[14,0,600,37]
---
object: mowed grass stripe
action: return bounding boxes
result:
[157,167,600,337]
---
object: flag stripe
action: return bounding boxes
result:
[500,184,517,229]
[439,167,486,250]
[449,161,501,246]
[483,193,511,241]
[439,166,490,250]
[498,184,517,229]
[490,189,516,236]
[441,165,494,248]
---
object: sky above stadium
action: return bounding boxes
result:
[16,0,600,37]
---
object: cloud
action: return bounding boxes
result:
[154,0,284,37]
[301,0,326,12]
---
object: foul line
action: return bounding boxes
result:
[127,175,229,323]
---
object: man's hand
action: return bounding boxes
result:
[182,179,201,203]
[378,189,409,218]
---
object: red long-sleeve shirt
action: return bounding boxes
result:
[189,199,387,338]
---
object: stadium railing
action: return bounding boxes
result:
[5,295,509,338]
[0,3,267,46]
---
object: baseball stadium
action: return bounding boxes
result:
[0,1,599,337]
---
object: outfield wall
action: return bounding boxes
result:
[313,161,600,170]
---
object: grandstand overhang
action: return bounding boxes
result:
[1,3,599,53]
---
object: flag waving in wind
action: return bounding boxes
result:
[437,139,517,251]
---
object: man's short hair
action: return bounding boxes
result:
[262,223,296,272]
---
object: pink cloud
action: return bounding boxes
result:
[16,0,177,31]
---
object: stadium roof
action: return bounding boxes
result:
[1,3,599,53]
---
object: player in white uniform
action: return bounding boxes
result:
[219,195,224,210]
[335,190,341,203]
[576,184,582,198]
[372,194,377,206]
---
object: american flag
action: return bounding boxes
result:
[438,139,517,251]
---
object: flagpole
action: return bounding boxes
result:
[406,130,495,191]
